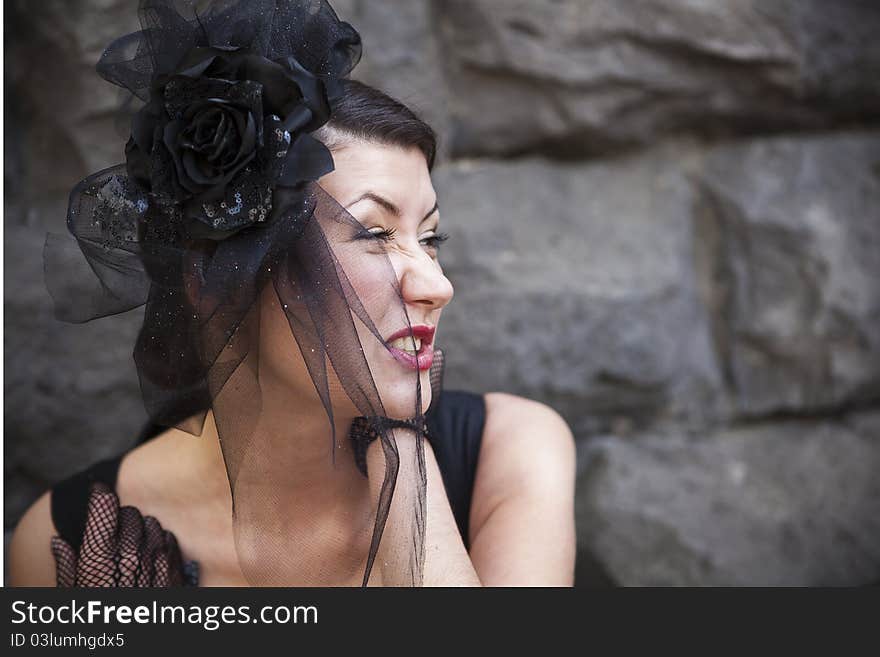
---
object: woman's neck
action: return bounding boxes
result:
[187,401,367,507]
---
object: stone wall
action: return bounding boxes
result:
[5,0,880,586]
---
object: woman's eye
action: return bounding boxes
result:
[366,226,397,242]
[356,227,449,253]
[419,231,449,250]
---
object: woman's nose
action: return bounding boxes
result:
[398,254,454,312]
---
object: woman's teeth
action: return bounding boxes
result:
[389,336,422,354]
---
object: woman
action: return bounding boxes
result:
[9,0,575,587]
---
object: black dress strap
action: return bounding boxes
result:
[425,390,486,549]
[50,455,124,553]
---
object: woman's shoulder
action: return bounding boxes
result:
[428,389,574,487]
[474,392,576,505]
[482,392,573,443]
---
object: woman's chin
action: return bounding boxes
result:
[325,355,434,420]
[374,372,433,419]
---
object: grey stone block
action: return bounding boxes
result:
[575,411,880,586]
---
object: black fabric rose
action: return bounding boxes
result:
[125,47,335,240]
[164,97,258,200]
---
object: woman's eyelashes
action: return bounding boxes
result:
[367,226,397,242]
[359,225,449,253]
[419,231,449,250]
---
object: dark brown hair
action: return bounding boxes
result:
[315,79,437,170]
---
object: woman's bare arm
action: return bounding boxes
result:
[467,393,577,586]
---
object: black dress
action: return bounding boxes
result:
[48,390,486,586]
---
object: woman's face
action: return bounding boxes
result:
[258,139,454,422]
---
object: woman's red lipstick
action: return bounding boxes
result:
[385,325,435,371]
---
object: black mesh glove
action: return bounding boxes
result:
[51,482,198,587]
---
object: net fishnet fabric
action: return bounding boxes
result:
[51,483,196,587]
[44,0,433,587]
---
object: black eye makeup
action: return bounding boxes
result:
[367,226,397,242]
[352,225,395,244]
[355,224,449,254]
[419,231,449,249]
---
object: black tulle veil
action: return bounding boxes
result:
[44,0,432,586]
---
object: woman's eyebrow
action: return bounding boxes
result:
[347,192,439,222]
[421,200,439,223]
